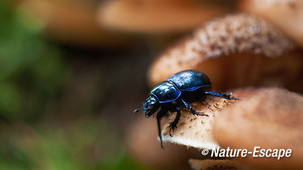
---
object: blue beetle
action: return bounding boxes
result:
[135,70,238,147]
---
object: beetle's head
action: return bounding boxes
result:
[143,95,159,118]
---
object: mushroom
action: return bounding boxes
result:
[158,88,303,169]
[214,87,303,169]
[239,0,303,48]
[158,88,255,149]
[125,116,200,170]
[160,95,237,150]
[156,88,247,169]
[97,0,228,33]
[18,0,132,47]
[148,14,303,93]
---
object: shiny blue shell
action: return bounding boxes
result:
[167,70,211,91]
[150,82,181,103]
[150,70,212,103]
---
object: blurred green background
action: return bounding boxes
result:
[0,0,151,169]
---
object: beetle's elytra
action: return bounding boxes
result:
[135,70,238,148]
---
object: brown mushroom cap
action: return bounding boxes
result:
[159,88,259,150]
[239,0,303,48]
[158,88,303,169]
[19,0,132,47]
[213,88,303,169]
[148,14,303,92]
[97,0,227,33]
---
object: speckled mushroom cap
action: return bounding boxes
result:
[159,88,255,150]
[148,13,303,92]
[160,95,238,150]
[160,87,303,169]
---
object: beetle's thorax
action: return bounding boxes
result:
[150,81,182,103]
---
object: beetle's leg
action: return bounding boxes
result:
[180,99,208,116]
[156,108,167,148]
[204,92,239,100]
[168,106,181,137]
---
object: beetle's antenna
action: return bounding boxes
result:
[134,106,143,113]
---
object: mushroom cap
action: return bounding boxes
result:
[160,94,238,150]
[148,14,303,92]
[19,0,132,47]
[97,0,227,33]
[159,88,260,150]
[240,0,303,48]
[214,88,303,169]
[160,88,303,169]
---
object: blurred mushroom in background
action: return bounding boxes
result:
[97,0,231,34]
[239,0,303,48]
[96,0,236,55]
[16,0,134,48]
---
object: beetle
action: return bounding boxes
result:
[135,70,238,147]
